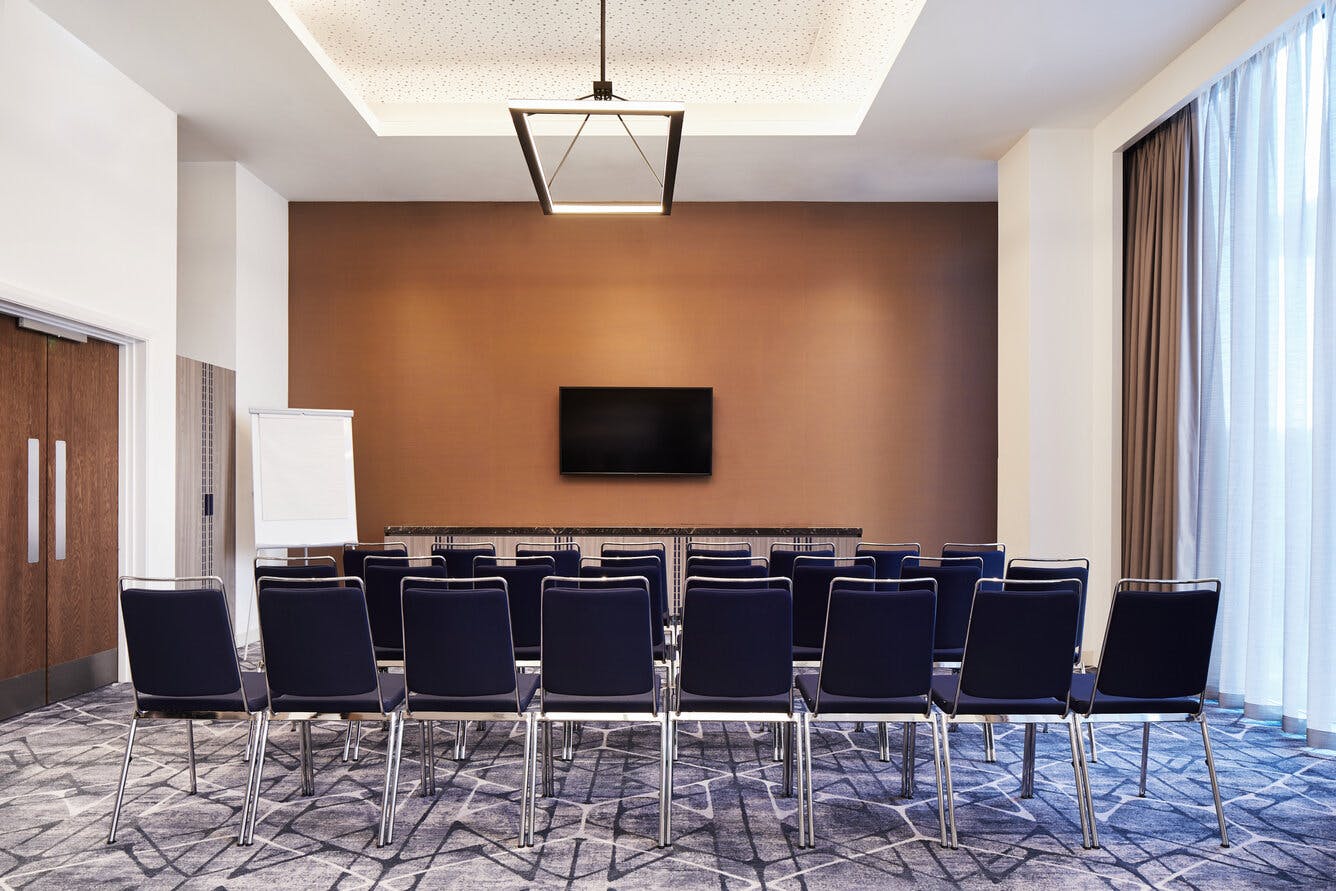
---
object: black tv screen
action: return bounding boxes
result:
[560,387,713,476]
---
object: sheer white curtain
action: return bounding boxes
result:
[1180,6,1336,748]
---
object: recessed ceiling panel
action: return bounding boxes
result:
[268,0,926,136]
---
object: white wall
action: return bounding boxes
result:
[177,160,288,640]
[999,0,1316,658]
[177,162,237,368]
[232,163,288,642]
[0,0,177,678]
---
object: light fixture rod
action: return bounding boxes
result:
[546,113,591,189]
[618,114,664,188]
[600,0,606,83]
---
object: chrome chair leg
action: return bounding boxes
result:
[1087,723,1098,762]
[377,715,396,846]
[244,713,270,846]
[542,720,554,797]
[939,715,958,850]
[1020,724,1036,799]
[900,723,916,798]
[794,716,806,846]
[1199,715,1230,847]
[243,720,253,763]
[877,722,890,762]
[237,715,262,845]
[185,720,198,794]
[1067,717,1094,849]
[107,716,139,844]
[854,721,865,732]
[386,714,405,845]
[343,721,353,763]
[456,721,470,761]
[782,721,795,798]
[906,722,917,796]
[659,713,672,847]
[803,713,816,848]
[562,721,575,761]
[419,721,431,796]
[427,720,437,794]
[351,720,362,762]
[1138,722,1150,796]
[519,714,535,847]
[928,716,948,848]
[772,721,783,762]
[983,723,996,762]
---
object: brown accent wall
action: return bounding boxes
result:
[289,202,998,549]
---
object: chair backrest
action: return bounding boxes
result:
[473,557,555,649]
[791,556,875,648]
[815,577,936,709]
[257,580,382,705]
[516,541,581,577]
[855,542,921,579]
[568,567,663,646]
[430,542,498,578]
[685,556,769,579]
[541,585,655,702]
[342,541,407,581]
[902,556,984,656]
[685,575,792,596]
[119,576,246,709]
[769,542,837,580]
[952,578,1080,709]
[402,578,520,711]
[686,541,752,559]
[1090,578,1222,709]
[364,557,448,652]
[941,542,1006,580]
[583,556,668,626]
[253,557,339,589]
[600,545,668,617]
[679,585,793,701]
[1007,557,1091,662]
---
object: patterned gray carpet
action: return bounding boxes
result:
[0,684,1333,889]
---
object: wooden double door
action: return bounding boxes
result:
[0,315,119,719]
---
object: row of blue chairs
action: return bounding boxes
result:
[110,570,1228,853]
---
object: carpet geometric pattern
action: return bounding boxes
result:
[1,684,1333,889]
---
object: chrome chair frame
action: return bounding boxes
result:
[685,540,752,555]
[362,555,448,669]
[391,575,538,848]
[252,574,405,847]
[935,577,1092,850]
[109,575,267,847]
[798,575,946,849]
[1069,577,1229,850]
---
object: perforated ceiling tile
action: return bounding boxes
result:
[269,0,925,135]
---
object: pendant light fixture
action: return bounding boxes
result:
[508,0,684,215]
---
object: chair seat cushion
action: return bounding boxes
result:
[1068,673,1202,716]
[793,645,822,663]
[795,674,929,716]
[677,690,791,714]
[542,688,659,714]
[930,675,1067,716]
[409,674,540,715]
[270,674,405,715]
[514,645,541,662]
[137,670,269,714]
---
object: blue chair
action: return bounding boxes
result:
[855,542,921,579]
[902,556,984,667]
[1007,557,1091,667]
[769,541,836,581]
[791,556,876,666]
[684,555,770,580]
[686,541,751,559]
[430,541,497,577]
[1069,578,1228,849]
[254,578,407,847]
[253,555,338,588]
[392,576,539,847]
[796,576,945,848]
[581,557,672,640]
[601,543,669,621]
[363,555,448,666]
[110,576,268,846]
[941,542,1006,580]
[931,578,1089,849]
[516,541,581,577]
[537,585,669,846]
[671,584,801,845]
[342,541,407,581]
[475,556,557,667]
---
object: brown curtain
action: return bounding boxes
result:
[1122,106,1194,579]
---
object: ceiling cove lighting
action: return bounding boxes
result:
[508,0,684,216]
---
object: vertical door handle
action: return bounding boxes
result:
[27,438,39,563]
[55,440,67,560]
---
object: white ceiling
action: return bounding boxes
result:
[35,0,1244,202]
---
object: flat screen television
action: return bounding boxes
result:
[559,387,713,476]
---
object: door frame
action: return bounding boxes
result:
[1,279,167,683]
